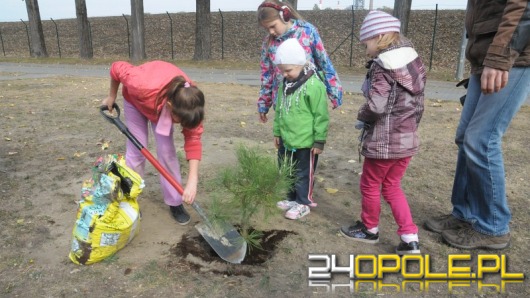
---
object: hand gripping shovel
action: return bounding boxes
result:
[100,104,246,264]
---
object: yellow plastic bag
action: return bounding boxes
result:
[69,154,144,265]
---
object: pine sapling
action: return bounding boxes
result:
[209,145,295,253]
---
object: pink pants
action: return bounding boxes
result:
[124,100,183,206]
[360,157,418,235]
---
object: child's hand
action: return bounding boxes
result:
[274,137,280,149]
[312,147,323,155]
[259,113,268,123]
[102,96,116,113]
[355,120,367,130]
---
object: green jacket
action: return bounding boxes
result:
[273,72,329,151]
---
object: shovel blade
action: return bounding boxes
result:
[195,222,247,264]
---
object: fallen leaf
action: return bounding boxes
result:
[16,219,24,224]
[316,176,325,183]
[101,141,110,150]
[73,151,86,157]
[4,137,11,141]
[347,159,356,163]
[240,121,246,128]
[8,152,18,155]
[57,157,66,160]
[325,188,339,194]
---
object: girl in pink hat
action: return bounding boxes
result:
[339,11,427,255]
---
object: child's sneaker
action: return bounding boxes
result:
[277,200,297,211]
[285,203,310,220]
[396,241,421,255]
[339,221,379,243]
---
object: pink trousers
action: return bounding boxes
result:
[124,100,183,206]
[360,157,418,235]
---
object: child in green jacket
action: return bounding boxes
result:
[273,38,330,220]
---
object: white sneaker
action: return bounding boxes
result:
[277,200,297,211]
[285,203,310,220]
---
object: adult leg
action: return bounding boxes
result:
[423,76,481,233]
[458,67,530,236]
[123,100,149,177]
[450,74,483,221]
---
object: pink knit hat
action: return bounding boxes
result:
[359,10,401,42]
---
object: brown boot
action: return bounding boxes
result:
[442,226,510,250]
[424,214,470,233]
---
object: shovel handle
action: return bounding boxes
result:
[99,103,185,195]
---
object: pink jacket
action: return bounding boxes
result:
[110,61,203,160]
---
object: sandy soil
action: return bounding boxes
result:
[0,73,529,297]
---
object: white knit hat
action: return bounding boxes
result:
[274,38,307,66]
[359,10,401,42]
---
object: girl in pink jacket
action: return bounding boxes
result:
[102,60,205,225]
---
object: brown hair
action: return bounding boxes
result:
[257,0,304,24]
[156,75,205,129]
[377,32,401,51]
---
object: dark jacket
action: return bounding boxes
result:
[358,39,427,160]
[465,0,530,74]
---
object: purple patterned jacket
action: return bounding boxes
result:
[358,40,426,159]
[258,20,343,114]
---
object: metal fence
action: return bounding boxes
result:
[0,9,466,72]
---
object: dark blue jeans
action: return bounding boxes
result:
[278,139,318,206]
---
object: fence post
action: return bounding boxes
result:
[455,25,467,80]
[50,18,61,58]
[20,19,31,56]
[0,26,5,56]
[166,11,174,60]
[219,9,224,60]
[122,14,131,58]
[349,3,354,67]
[429,4,438,71]
[88,20,93,53]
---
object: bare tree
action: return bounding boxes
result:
[24,0,48,57]
[130,0,146,61]
[194,0,211,61]
[75,0,93,59]
[286,0,298,9]
[393,0,412,35]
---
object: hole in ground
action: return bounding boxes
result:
[170,228,296,277]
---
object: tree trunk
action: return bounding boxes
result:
[393,0,412,36]
[24,0,47,57]
[194,0,211,61]
[130,0,146,61]
[75,0,93,59]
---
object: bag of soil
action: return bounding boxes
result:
[69,154,144,265]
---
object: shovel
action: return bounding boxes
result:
[100,104,246,264]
